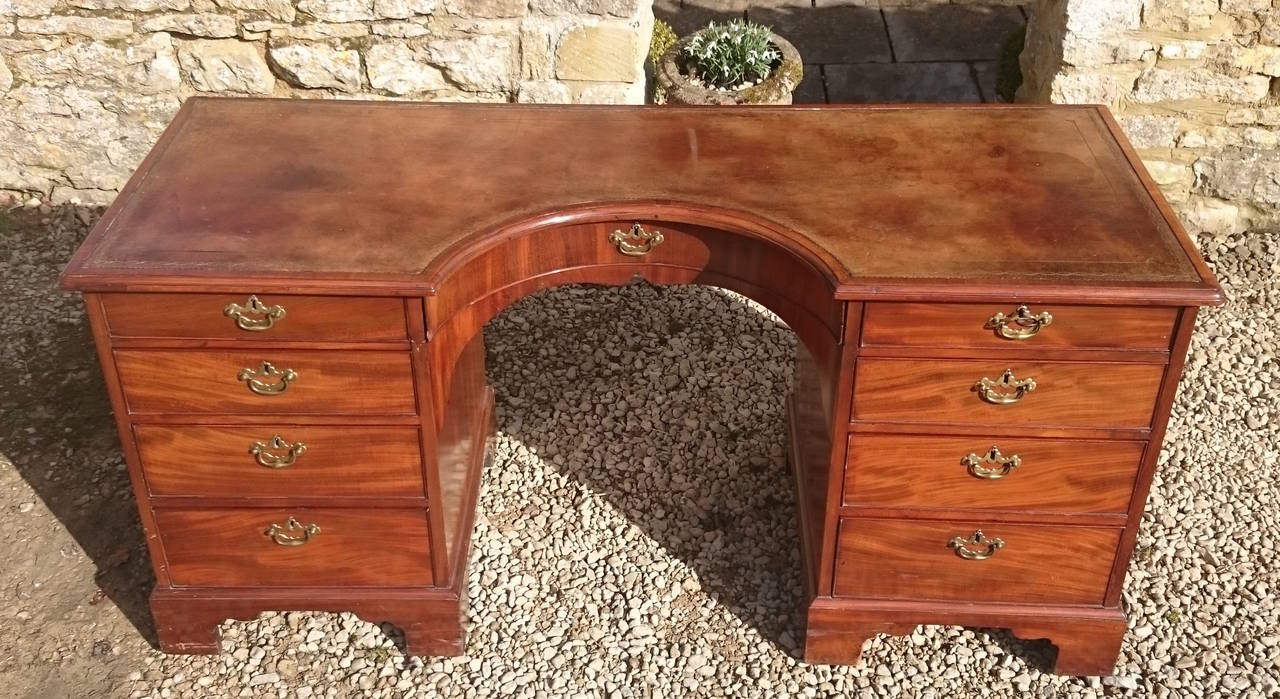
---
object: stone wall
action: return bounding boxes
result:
[0,0,652,203]
[1021,0,1280,234]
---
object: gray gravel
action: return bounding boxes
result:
[0,199,1276,698]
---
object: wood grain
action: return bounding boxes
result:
[833,518,1120,605]
[861,303,1177,352]
[100,293,408,342]
[852,358,1165,429]
[157,508,434,588]
[60,100,1220,305]
[115,349,417,416]
[843,434,1144,514]
[135,425,424,498]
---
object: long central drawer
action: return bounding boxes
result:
[115,349,417,415]
[852,358,1165,429]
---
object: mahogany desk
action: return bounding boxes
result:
[60,98,1222,676]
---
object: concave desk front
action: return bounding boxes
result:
[60,98,1222,676]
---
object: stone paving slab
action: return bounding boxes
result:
[747,5,893,65]
[656,0,744,36]
[824,61,982,103]
[973,60,1000,102]
[793,64,827,104]
[884,5,1025,62]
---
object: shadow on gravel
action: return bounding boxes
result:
[483,281,1061,671]
[0,204,159,647]
[485,281,811,661]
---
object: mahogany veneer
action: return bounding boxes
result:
[61,98,1222,676]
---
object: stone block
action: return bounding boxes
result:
[68,0,190,10]
[213,0,295,22]
[298,0,374,22]
[0,55,11,93]
[373,0,437,19]
[17,16,135,40]
[269,43,362,92]
[531,0,641,19]
[1116,114,1182,148]
[567,78,644,103]
[1142,158,1194,188]
[270,22,371,40]
[1065,0,1142,37]
[442,0,525,19]
[520,22,555,80]
[1061,35,1154,67]
[366,43,448,94]
[177,38,275,94]
[13,33,181,95]
[1133,67,1272,104]
[7,0,59,16]
[1142,0,1218,32]
[371,21,431,37]
[1194,149,1280,206]
[1179,196,1245,235]
[139,14,239,38]
[1048,66,1143,105]
[555,23,644,82]
[516,79,570,103]
[427,35,518,91]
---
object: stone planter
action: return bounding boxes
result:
[656,32,803,105]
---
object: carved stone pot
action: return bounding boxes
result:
[656,32,803,105]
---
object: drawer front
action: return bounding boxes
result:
[852,358,1164,429]
[157,508,433,587]
[862,303,1177,351]
[115,350,416,415]
[136,425,424,498]
[844,435,1143,514]
[100,293,408,342]
[833,518,1119,605]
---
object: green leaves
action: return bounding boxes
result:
[682,20,780,90]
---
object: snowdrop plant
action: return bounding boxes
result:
[682,20,781,89]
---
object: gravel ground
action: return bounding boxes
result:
[0,201,1277,698]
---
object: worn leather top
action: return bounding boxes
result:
[62,98,1217,299]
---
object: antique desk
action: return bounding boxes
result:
[61,98,1222,676]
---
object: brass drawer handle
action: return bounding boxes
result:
[250,435,308,468]
[961,445,1021,480]
[948,530,1004,560]
[974,368,1036,405]
[986,305,1052,340]
[265,516,319,546]
[237,361,298,395]
[609,222,664,256]
[223,295,286,332]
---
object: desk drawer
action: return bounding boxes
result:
[100,293,408,342]
[833,518,1119,605]
[862,303,1177,352]
[136,425,424,498]
[157,508,433,588]
[844,434,1143,514]
[852,358,1164,429]
[115,349,416,416]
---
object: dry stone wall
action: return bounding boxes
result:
[0,0,652,203]
[1021,0,1280,234]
